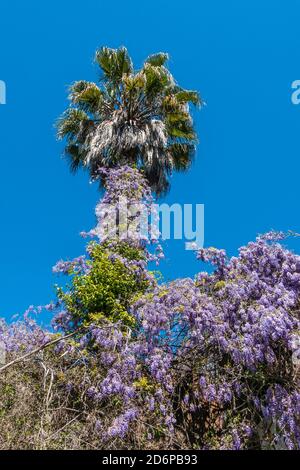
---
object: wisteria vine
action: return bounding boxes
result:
[0,167,299,450]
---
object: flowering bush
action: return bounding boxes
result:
[0,166,299,450]
[131,232,300,449]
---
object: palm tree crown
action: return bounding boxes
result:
[57,47,202,194]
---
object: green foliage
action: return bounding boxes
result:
[95,46,133,84]
[57,243,150,329]
[56,108,90,140]
[56,46,202,194]
[144,52,169,67]
[69,81,104,113]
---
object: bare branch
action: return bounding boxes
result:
[0,329,81,373]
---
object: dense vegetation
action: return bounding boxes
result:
[0,48,299,450]
[57,46,201,194]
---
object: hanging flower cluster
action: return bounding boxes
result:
[129,231,300,448]
[82,165,163,264]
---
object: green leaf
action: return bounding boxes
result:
[95,46,133,82]
[144,52,169,67]
[168,143,195,171]
[69,81,103,113]
[166,117,197,140]
[143,63,170,97]
[175,90,202,106]
[56,109,89,140]
[65,143,84,173]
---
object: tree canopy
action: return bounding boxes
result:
[57,47,202,194]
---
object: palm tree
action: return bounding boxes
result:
[57,47,202,194]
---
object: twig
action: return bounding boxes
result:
[0,329,81,373]
[45,414,82,441]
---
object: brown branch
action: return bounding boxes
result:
[0,329,82,373]
[45,414,82,441]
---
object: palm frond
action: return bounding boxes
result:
[95,46,133,82]
[65,143,85,173]
[166,117,197,141]
[144,52,169,67]
[168,143,195,171]
[69,81,104,113]
[175,90,202,106]
[143,63,171,97]
[56,109,89,140]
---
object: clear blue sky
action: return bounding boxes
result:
[0,0,300,321]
